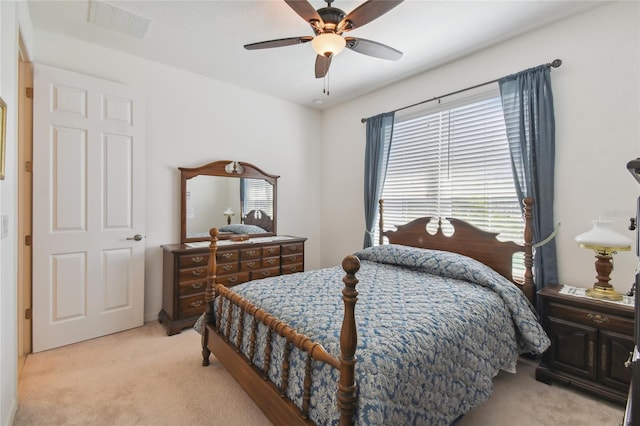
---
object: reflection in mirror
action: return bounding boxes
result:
[180,161,278,243]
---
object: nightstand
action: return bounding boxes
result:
[536,285,635,404]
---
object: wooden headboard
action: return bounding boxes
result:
[242,209,273,233]
[379,198,534,302]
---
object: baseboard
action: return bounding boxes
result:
[144,312,159,323]
[3,396,17,426]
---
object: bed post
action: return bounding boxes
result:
[201,227,219,366]
[338,255,360,426]
[522,198,534,303]
[378,199,384,246]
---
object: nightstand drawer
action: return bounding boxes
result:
[548,301,634,335]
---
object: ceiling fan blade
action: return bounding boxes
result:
[345,37,402,60]
[336,0,404,34]
[284,0,324,27]
[338,0,404,33]
[244,36,313,50]
[315,55,332,78]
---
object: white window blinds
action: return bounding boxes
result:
[243,178,274,216]
[378,93,524,245]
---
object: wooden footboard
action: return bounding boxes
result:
[201,228,360,426]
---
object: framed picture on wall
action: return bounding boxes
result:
[0,96,6,180]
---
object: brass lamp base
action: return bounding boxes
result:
[585,285,623,301]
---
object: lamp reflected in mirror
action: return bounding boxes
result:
[575,220,632,301]
[223,207,234,225]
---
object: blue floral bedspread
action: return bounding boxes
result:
[199,244,550,425]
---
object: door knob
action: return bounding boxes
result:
[126,234,143,241]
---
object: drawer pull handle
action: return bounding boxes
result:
[266,248,277,254]
[190,300,204,308]
[289,255,298,261]
[246,250,258,256]
[222,265,233,271]
[246,261,256,267]
[587,313,609,324]
[588,341,594,368]
[266,259,276,265]
[191,269,205,276]
[287,246,297,252]
[228,276,238,283]
[222,253,233,259]
[191,256,204,263]
[190,282,203,289]
[261,271,272,277]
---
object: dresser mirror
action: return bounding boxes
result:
[180,160,278,243]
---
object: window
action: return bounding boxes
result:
[242,178,274,217]
[378,91,524,248]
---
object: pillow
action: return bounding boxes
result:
[219,224,267,234]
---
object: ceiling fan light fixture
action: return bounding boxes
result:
[311,33,346,57]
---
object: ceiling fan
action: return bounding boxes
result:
[244,0,404,79]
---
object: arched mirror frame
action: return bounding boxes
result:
[180,160,279,243]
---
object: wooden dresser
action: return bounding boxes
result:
[159,236,306,335]
[536,285,635,404]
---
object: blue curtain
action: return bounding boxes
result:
[363,112,395,248]
[499,65,559,293]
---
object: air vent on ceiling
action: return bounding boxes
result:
[88,1,151,39]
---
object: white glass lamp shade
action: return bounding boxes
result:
[575,220,632,252]
[311,33,346,57]
[223,208,234,216]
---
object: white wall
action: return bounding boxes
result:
[0,2,33,425]
[320,1,640,292]
[31,31,324,323]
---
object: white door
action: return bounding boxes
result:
[32,64,146,352]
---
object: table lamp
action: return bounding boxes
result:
[223,207,234,225]
[575,220,631,301]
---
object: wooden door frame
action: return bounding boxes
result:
[17,31,33,373]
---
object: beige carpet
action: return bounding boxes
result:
[14,321,625,426]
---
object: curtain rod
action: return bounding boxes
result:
[360,59,562,123]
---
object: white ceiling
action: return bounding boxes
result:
[27,0,605,110]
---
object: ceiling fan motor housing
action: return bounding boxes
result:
[317,7,347,33]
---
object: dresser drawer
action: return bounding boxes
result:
[217,272,250,288]
[178,278,207,296]
[240,248,262,259]
[179,293,206,317]
[217,250,239,263]
[282,253,303,265]
[217,262,239,275]
[282,243,304,255]
[178,253,208,268]
[547,301,634,335]
[262,245,281,257]
[282,263,304,274]
[262,256,280,268]
[240,259,262,272]
[178,266,208,282]
[251,266,281,280]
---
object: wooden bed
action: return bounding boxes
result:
[242,209,274,233]
[200,198,536,425]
